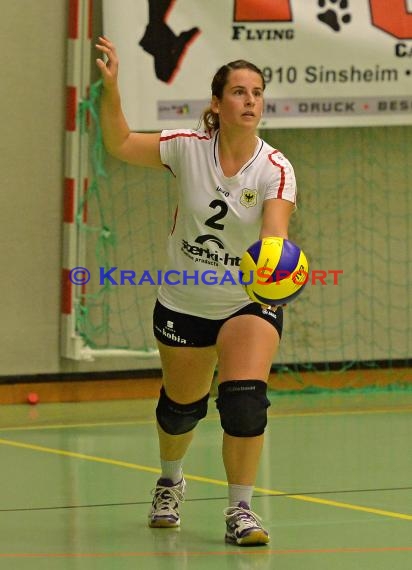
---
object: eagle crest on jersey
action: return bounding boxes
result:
[240,189,258,208]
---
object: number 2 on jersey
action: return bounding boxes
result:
[204,200,228,231]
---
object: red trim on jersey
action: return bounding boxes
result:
[268,150,286,199]
[160,132,211,142]
[170,205,179,235]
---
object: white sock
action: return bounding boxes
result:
[160,459,183,484]
[228,484,254,508]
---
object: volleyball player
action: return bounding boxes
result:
[96,36,297,546]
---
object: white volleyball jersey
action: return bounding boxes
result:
[157,129,297,319]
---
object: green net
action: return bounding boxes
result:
[76,82,412,376]
[76,81,176,353]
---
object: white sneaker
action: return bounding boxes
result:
[224,501,269,545]
[148,478,186,528]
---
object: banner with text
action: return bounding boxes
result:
[102,0,412,130]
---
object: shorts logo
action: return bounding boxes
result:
[240,188,258,208]
[157,320,188,345]
[262,308,278,318]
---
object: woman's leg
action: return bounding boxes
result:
[216,314,279,485]
[155,341,217,461]
[215,314,279,544]
[149,341,217,528]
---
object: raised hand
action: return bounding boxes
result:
[95,36,119,88]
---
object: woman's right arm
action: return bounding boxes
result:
[95,36,162,168]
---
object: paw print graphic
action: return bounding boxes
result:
[318,0,351,32]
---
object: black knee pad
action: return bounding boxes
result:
[156,387,209,435]
[216,380,270,437]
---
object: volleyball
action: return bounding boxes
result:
[239,237,309,306]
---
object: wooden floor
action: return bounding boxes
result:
[0,386,411,569]
[1,367,411,405]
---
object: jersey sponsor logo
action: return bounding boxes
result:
[181,238,241,267]
[240,188,258,208]
[194,234,225,249]
[182,238,219,266]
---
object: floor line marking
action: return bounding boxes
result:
[0,420,155,433]
[0,438,160,475]
[0,546,412,558]
[0,437,411,522]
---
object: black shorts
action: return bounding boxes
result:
[153,300,283,347]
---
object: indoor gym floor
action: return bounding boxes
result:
[0,385,411,569]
